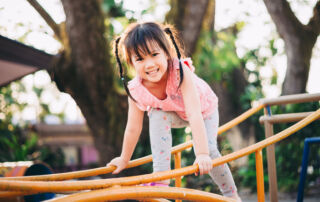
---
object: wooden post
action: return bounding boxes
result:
[264,107,278,202]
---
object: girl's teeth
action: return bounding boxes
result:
[147,68,159,75]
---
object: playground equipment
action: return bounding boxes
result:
[259,93,320,202]
[0,93,319,202]
[297,137,320,202]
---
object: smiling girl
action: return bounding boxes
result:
[106,22,241,201]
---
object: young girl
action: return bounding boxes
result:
[107,22,241,201]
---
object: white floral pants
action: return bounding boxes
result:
[148,108,237,196]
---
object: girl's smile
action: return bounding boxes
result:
[146,68,159,76]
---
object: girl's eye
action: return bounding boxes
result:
[152,53,158,57]
[136,57,143,61]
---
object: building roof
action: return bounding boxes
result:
[0,35,55,87]
[0,36,95,148]
[34,124,94,147]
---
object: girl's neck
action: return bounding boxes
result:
[142,70,169,100]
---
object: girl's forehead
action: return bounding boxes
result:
[139,40,161,50]
[129,40,162,56]
[146,40,161,48]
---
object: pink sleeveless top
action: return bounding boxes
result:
[128,58,218,121]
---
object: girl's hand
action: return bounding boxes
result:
[106,157,128,174]
[193,154,212,176]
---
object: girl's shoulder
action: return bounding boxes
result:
[128,77,146,99]
[171,57,195,72]
[128,76,141,90]
[167,57,196,91]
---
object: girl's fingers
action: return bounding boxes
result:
[200,162,211,175]
[202,164,207,175]
[112,167,121,174]
[206,163,211,174]
[106,163,114,168]
[194,159,213,176]
[202,165,207,175]
[199,165,203,175]
[112,164,125,174]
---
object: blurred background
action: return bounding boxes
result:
[0,0,319,200]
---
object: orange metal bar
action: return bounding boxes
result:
[140,199,171,202]
[0,109,318,194]
[255,149,265,202]
[174,152,182,202]
[174,152,181,188]
[0,190,170,202]
[0,190,78,198]
[0,191,29,198]
[1,104,265,182]
[50,186,236,202]
[0,157,151,181]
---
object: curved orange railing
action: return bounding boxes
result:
[0,96,319,201]
[0,108,319,200]
[1,104,265,182]
[51,186,236,202]
[0,104,264,200]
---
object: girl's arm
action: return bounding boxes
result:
[180,64,212,176]
[107,97,144,174]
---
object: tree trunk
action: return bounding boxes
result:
[263,0,320,95]
[52,0,128,165]
[166,0,211,55]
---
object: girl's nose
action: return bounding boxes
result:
[144,58,155,68]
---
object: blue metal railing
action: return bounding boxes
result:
[297,137,320,202]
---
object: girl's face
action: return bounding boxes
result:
[131,42,169,84]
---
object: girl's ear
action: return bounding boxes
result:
[166,53,170,60]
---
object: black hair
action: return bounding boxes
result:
[114,37,136,102]
[164,27,184,87]
[114,22,185,101]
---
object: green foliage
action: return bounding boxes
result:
[193,31,240,82]
[102,0,125,17]
[0,118,65,168]
[193,27,266,108]
[0,82,27,122]
[0,120,35,161]
[269,39,278,56]
[0,120,65,169]
[0,82,65,168]
[37,147,65,169]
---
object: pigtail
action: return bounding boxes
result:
[164,27,184,87]
[114,37,136,102]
